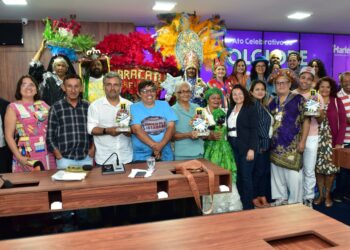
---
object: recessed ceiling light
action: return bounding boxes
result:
[287,12,312,20]
[152,1,177,11]
[2,0,27,5]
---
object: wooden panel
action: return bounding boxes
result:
[0,159,230,216]
[62,182,157,209]
[1,205,350,249]
[333,148,350,169]
[168,175,222,198]
[0,192,48,216]
[0,20,134,101]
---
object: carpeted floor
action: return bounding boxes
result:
[313,198,350,226]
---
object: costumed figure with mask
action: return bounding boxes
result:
[182,51,207,107]
[175,16,207,107]
[156,13,228,107]
[79,47,110,103]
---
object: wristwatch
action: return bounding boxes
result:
[103,128,106,135]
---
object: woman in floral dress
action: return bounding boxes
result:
[314,77,347,207]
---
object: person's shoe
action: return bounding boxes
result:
[333,194,343,203]
[271,199,288,207]
[259,196,270,208]
[343,194,350,202]
[252,198,264,208]
[303,199,313,208]
[325,198,333,208]
[313,196,323,206]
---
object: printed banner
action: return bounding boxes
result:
[137,26,350,83]
[333,35,350,80]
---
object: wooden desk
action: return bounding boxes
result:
[333,148,350,169]
[1,204,350,249]
[0,159,231,217]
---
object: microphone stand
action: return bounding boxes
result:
[102,152,125,174]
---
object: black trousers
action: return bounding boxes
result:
[0,146,12,173]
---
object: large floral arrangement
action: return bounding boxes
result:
[96,32,178,101]
[43,17,96,61]
[97,32,177,70]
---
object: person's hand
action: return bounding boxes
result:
[122,131,132,137]
[335,144,343,149]
[208,131,221,141]
[39,39,46,50]
[151,142,164,153]
[18,155,29,166]
[246,149,254,161]
[106,127,122,137]
[191,131,199,139]
[153,151,161,160]
[88,147,95,158]
[297,141,305,153]
[53,150,63,160]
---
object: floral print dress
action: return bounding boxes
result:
[315,104,338,175]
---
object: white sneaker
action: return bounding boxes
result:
[271,199,288,207]
[303,199,313,208]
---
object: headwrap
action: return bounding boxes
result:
[268,68,298,85]
[213,58,225,71]
[204,87,223,101]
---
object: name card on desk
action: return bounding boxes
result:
[51,171,87,181]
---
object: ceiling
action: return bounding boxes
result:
[1,0,350,34]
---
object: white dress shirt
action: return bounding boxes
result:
[88,96,133,165]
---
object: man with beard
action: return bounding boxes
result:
[87,72,133,166]
[81,52,110,103]
[268,49,282,75]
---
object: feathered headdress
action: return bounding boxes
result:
[156,13,228,70]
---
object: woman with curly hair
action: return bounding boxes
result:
[314,77,346,207]
[227,84,258,210]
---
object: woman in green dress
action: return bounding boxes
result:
[202,87,242,213]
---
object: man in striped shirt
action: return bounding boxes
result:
[334,72,350,202]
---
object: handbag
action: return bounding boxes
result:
[175,160,215,214]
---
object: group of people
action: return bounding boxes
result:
[1,45,350,214]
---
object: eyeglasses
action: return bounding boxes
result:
[275,81,290,85]
[177,90,192,94]
[140,88,157,94]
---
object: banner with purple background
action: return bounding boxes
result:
[137,26,350,83]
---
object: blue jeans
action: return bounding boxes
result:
[56,155,93,170]
[229,137,255,210]
[253,150,271,198]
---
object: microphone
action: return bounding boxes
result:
[102,152,120,166]
[66,165,93,172]
[0,175,13,189]
[101,153,125,174]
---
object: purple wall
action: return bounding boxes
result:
[137,26,350,82]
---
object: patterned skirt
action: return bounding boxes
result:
[315,117,338,175]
